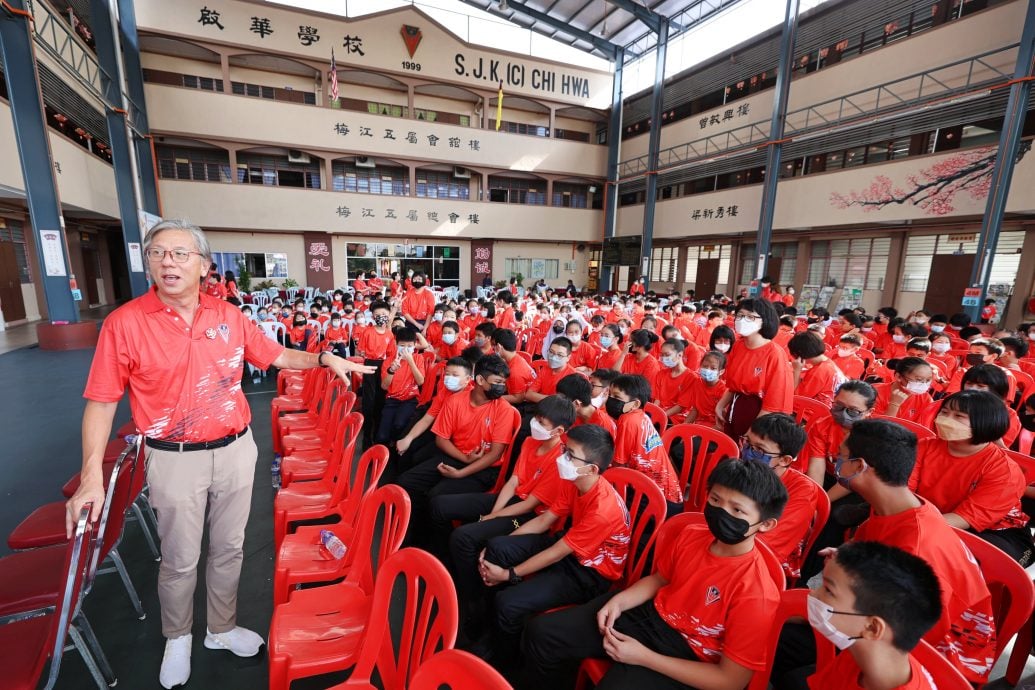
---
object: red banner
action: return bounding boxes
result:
[304,232,334,291]
[471,239,493,289]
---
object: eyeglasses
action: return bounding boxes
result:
[830,403,867,418]
[735,313,762,322]
[738,435,779,456]
[560,445,590,465]
[145,248,202,263]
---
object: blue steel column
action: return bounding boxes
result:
[752,0,800,294]
[91,0,149,296]
[964,0,1035,321]
[0,0,78,322]
[116,0,160,215]
[638,19,668,292]
[601,46,624,293]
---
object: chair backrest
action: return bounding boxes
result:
[250,292,270,307]
[418,361,445,407]
[911,639,972,690]
[953,528,1035,662]
[1011,369,1034,410]
[489,406,524,494]
[746,589,835,690]
[531,359,551,377]
[516,350,532,364]
[1018,429,1034,457]
[328,415,375,509]
[661,513,785,590]
[259,321,286,342]
[603,467,666,589]
[90,440,141,583]
[800,474,831,565]
[409,649,512,690]
[34,506,96,690]
[661,423,739,512]
[333,548,458,690]
[792,395,830,428]
[643,402,669,432]
[869,414,936,440]
[1005,449,1035,485]
[342,484,412,596]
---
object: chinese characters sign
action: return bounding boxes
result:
[304,232,334,290]
[697,103,751,132]
[690,205,739,221]
[471,240,494,286]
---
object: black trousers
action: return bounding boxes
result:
[770,621,815,690]
[396,453,499,547]
[360,359,385,445]
[376,397,417,446]
[521,595,698,690]
[975,526,1034,566]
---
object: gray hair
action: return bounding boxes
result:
[143,219,211,262]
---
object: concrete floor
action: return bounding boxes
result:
[2,320,1035,689]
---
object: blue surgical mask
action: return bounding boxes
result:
[661,355,679,369]
[548,354,566,369]
[699,368,720,383]
[834,456,867,490]
[741,445,776,465]
[600,335,614,348]
[443,333,457,345]
[443,375,464,392]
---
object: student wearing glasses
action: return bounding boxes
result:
[872,357,934,422]
[715,298,794,438]
[802,380,877,486]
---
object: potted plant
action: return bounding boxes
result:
[235,258,252,293]
[282,278,299,289]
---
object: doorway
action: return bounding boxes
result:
[695,259,720,300]
[0,242,26,322]
[924,254,974,315]
[82,247,100,305]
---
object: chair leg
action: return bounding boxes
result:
[138,491,161,534]
[65,625,113,690]
[73,613,118,686]
[130,502,162,561]
[1005,612,1033,686]
[108,549,146,620]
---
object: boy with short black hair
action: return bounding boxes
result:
[376,327,426,446]
[473,321,497,355]
[607,374,682,512]
[393,356,473,475]
[356,299,397,445]
[492,328,536,406]
[523,458,787,690]
[557,373,617,437]
[806,541,943,690]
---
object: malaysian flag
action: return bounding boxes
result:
[328,49,339,107]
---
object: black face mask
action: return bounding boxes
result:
[704,503,757,545]
[413,280,424,288]
[552,324,564,334]
[294,321,306,328]
[965,354,986,367]
[485,382,507,400]
[605,397,628,421]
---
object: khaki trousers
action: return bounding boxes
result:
[146,429,257,639]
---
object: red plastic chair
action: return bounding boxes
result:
[746,589,837,690]
[516,350,533,364]
[327,549,459,690]
[273,484,410,605]
[279,382,352,453]
[489,406,524,494]
[870,414,936,439]
[271,368,331,455]
[912,639,972,690]
[603,467,666,589]
[643,401,669,432]
[409,649,512,690]
[0,507,113,690]
[792,395,829,428]
[417,361,445,407]
[661,423,739,513]
[954,529,1034,687]
[1006,449,1035,485]
[799,474,831,572]
[281,410,362,487]
[273,443,388,549]
[1012,369,1034,411]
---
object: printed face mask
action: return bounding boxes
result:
[373,314,389,327]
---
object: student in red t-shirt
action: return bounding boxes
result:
[376,327,426,446]
[286,313,315,351]
[740,413,814,583]
[717,298,794,437]
[401,273,436,331]
[566,321,600,374]
[803,380,877,485]
[424,305,448,347]
[653,339,695,425]
[435,320,468,361]
[526,337,578,404]
[933,364,1023,447]
[614,329,661,380]
[831,333,866,380]
[684,351,728,429]
[872,358,934,422]
[490,328,534,405]
[393,356,473,476]
[596,324,623,370]
[981,298,997,324]
[323,312,349,357]
[204,273,226,300]
[912,390,1032,564]
[524,459,787,690]
[607,374,683,513]
[436,396,575,639]
[805,542,943,690]
[494,290,518,331]
[558,374,617,438]
[477,424,630,664]
[471,322,496,357]
[790,331,847,408]
[356,299,397,445]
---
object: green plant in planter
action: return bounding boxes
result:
[235,258,252,293]
[515,272,525,286]
[494,280,506,289]
[282,278,299,288]
[255,280,276,290]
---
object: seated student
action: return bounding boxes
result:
[559,373,617,437]
[950,364,1022,447]
[803,380,876,485]
[709,324,735,356]
[323,312,349,357]
[526,337,578,404]
[653,339,695,425]
[566,320,600,373]
[396,355,519,543]
[590,367,619,407]
[597,324,624,370]
[662,324,704,371]
[435,319,468,361]
[472,321,497,356]
[523,459,787,690]
[608,374,683,513]
[684,351,728,429]
[459,299,484,337]
[476,424,630,665]
[587,314,608,347]
[912,390,1032,565]
[831,334,866,380]
[872,357,933,422]
[435,396,575,638]
[376,327,427,446]
[424,304,448,347]
[394,356,474,476]
[790,331,847,408]
[999,335,1033,380]
[694,310,725,348]
[740,413,814,583]
[784,419,996,686]
[490,328,535,406]
[286,312,316,350]
[772,315,796,352]
[615,329,662,380]
[804,541,943,690]
[945,338,1017,398]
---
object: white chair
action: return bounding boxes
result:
[266,287,280,298]
[286,287,300,301]
[250,292,270,308]
[258,321,285,342]
[303,287,316,301]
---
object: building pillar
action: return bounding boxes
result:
[227,148,238,182]
[408,84,415,119]
[793,238,810,292]
[409,165,417,197]
[1005,225,1035,326]
[600,46,624,291]
[548,105,556,137]
[638,22,668,292]
[675,244,689,294]
[322,156,333,191]
[220,53,231,92]
[883,233,907,310]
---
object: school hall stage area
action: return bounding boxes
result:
[1,320,1035,690]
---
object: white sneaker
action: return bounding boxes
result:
[159,634,192,689]
[203,626,265,657]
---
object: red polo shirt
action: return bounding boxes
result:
[84,287,283,442]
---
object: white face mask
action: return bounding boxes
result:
[433,312,444,322]
[892,334,907,343]
[930,325,945,333]
[836,347,853,359]
[555,452,582,481]
[591,391,608,409]
[442,333,457,345]
[807,594,860,651]
[735,318,762,337]
[529,418,554,441]
[443,375,465,392]
[714,342,731,353]
[904,380,931,395]
[932,342,951,354]
[661,355,679,369]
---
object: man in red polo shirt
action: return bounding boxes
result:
[65,220,372,689]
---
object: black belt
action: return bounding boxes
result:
[145,428,248,453]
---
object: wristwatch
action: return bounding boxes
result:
[317,351,330,368]
[508,567,522,584]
